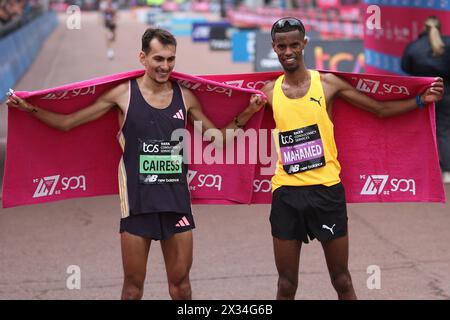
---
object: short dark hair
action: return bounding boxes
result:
[271,17,305,40]
[141,28,177,54]
[424,16,441,32]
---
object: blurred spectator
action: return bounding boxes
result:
[401,16,450,183]
[99,0,118,59]
[0,0,43,37]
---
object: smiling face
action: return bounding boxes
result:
[272,29,307,73]
[140,38,176,84]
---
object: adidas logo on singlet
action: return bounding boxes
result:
[173,109,184,120]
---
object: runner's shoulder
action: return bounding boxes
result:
[180,85,201,109]
[319,71,338,83]
[319,71,347,90]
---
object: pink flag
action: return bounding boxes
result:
[2,70,445,208]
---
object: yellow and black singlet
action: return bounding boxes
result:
[271,70,341,192]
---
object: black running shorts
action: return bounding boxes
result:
[105,21,116,31]
[270,183,348,243]
[120,212,195,240]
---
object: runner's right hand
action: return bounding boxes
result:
[6,94,35,113]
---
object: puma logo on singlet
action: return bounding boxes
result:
[322,224,336,235]
[310,96,322,107]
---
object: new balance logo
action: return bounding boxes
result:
[173,109,184,120]
[356,79,380,94]
[175,216,190,227]
[143,175,158,183]
[310,96,322,107]
[33,175,60,198]
[361,175,389,195]
[322,224,336,235]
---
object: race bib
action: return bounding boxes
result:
[139,139,184,184]
[279,124,325,174]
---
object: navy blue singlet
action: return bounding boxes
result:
[117,78,191,217]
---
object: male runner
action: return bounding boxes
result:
[259,17,444,300]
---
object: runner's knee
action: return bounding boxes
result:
[278,274,298,297]
[168,274,191,300]
[330,270,353,293]
[122,274,145,300]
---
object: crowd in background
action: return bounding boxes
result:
[0,0,43,37]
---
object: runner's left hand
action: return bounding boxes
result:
[248,94,267,113]
[421,77,444,104]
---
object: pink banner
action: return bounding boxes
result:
[2,70,445,208]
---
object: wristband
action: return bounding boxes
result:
[416,95,425,109]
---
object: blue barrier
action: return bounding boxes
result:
[0,11,58,102]
[163,16,207,36]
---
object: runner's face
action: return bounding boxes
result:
[272,30,307,72]
[141,39,176,84]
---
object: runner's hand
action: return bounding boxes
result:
[421,77,444,104]
[6,93,35,113]
[248,94,267,113]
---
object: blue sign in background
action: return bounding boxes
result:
[0,11,58,102]
[159,16,207,36]
[232,30,257,62]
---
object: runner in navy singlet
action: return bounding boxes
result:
[8,28,266,299]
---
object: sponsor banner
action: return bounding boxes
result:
[163,16,207,36]
[32,175,86,199]
[144,7,164,25]
[359,174,416,197]
[364,48,407,75]
[254,32,282,72]
[365,0,450,11]
[304,39,364,72]
[192,21,231,42]
[209,25,236,51]
[363,1,450,74]
[3,70,444,207]
[227,7,362,39]
[255,37,364,73]
[317,0,340,8]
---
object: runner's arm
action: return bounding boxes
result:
[324,73,444,118]
[259,80,275,108]
[6,85,124,131]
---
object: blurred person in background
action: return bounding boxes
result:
[402,16,450,184]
